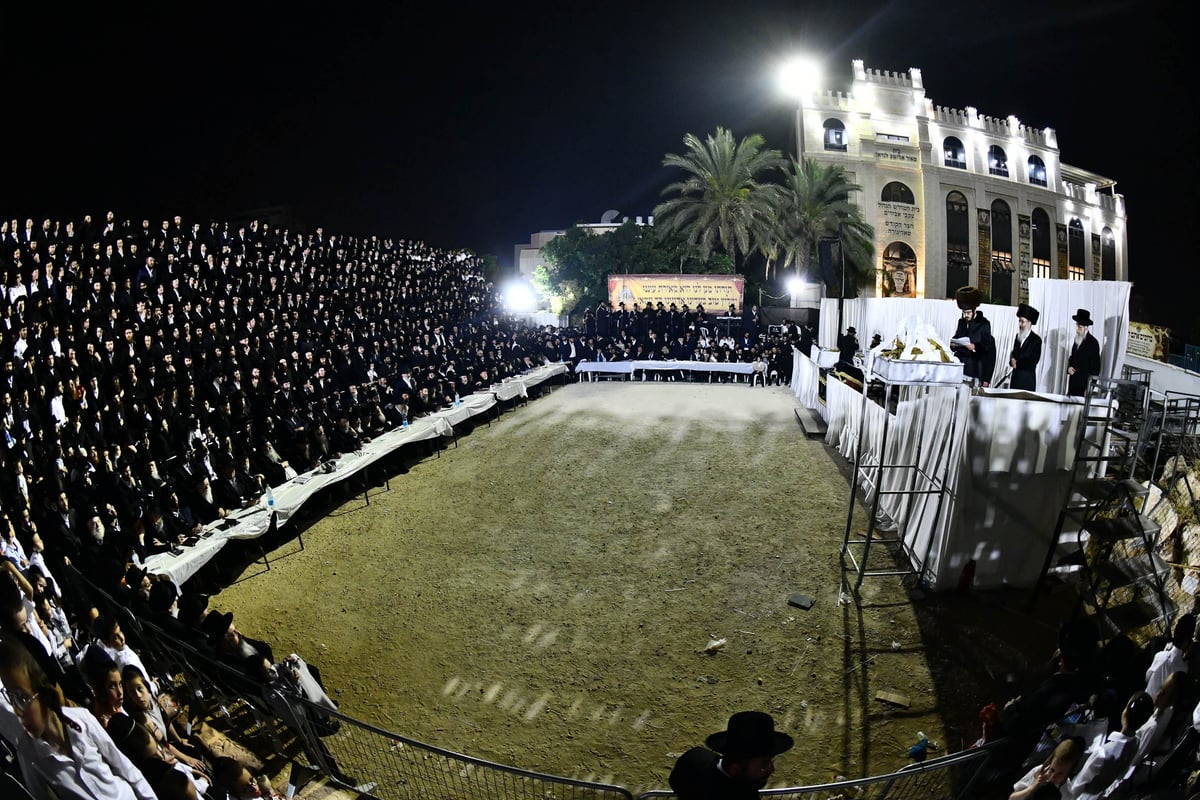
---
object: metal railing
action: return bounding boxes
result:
[637,744,999,800]
[287,695,633,800]
[62,569,996,800]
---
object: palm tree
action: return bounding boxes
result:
[653,127,783,269]
[775,157,875,296]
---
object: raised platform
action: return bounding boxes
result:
[794,407,828,438]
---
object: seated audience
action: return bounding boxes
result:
[0,638,157,800]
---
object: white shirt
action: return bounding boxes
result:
[1069,730,1138,800]
[1144,642,1188,697]
[0,691,26,746]
[16,705,157,800]
[96,642,156,694]
[1012,763,1077,799]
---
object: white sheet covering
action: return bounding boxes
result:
[815,364,1090,590]
[819,279,1130,392]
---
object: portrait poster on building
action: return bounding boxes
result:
[1127,321,1170,362]
[880,242,917,298]
[608,274,745,312]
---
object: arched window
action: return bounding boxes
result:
[1031,208,1053,279]
[882,241,917,297]
[823,119,847,151]
[943,137,966,169]
[1027,155,1047,187]
[988,145,1009,177]
[991,199,1013,304]
[945,191,970,299]
[880,181,915,204]
[1068,218,1086,280]
[1102,227,1116,281]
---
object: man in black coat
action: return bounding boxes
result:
[669,711,794,799]
[1009,303,1042,391]
[1067,308,1102,396]
[950,286,996,386]
[836,326,863,383]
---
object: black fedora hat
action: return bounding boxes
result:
[1072,309,1094,326]
[1016,304,1040,325]
[200,609,234,642]
[148,580,178,615]
[705,711,794,758]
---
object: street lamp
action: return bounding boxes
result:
[779,56,822,169]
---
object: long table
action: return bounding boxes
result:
[576,360,755,381]
[144,363,567,585]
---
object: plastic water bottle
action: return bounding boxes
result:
[454,392,461,407]
[266,485,275,513]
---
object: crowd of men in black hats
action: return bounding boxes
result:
[0,212,596,597]
[0,210,824,799]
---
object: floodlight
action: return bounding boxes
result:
[779,56,822,100]
[503,281,537,313]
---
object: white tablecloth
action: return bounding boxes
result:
[576,362,635,379]
[142,369,565,585]
[576,360,755,381]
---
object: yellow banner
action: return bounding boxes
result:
[1127,321,1170,362]
[608,274,745,313]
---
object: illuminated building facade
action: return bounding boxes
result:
[800,60,1127,303]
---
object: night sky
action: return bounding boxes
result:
[4,1,1191,336]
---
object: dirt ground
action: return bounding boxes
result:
[212,381,1047,795]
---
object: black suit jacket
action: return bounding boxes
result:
[1009,331,1042,391]
[669,747,759,800]
[1067,332,1101,396]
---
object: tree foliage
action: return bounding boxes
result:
[653,127,784,267]
[533,222,663,316]
[772,158,875,294]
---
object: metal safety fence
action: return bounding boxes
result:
[636,744,998,800]
[61,567,996,800]
[287,697,634,800]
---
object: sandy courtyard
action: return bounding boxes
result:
[215,382,944,794]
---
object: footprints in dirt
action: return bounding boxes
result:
[440,674,652,732]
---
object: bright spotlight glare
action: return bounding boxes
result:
[504,281,537,313]
[786,277,805,295]
[779,56,822,99]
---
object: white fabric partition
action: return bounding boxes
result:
[1027,278,1130,395]
[819,297,1016,387]
[823,368,1090,589]
[820,281,1130,392]
[935,392,1089,590]
[791,348,821,412]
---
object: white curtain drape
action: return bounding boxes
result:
[819,280,1130,393]
[1027,278,1131,395]
[791,348,821,412]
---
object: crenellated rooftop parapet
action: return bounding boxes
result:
[810,90,852,112]
[928,104,1057,150]
[851,58,922,89]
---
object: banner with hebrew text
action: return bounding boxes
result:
[608,274,745,313]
